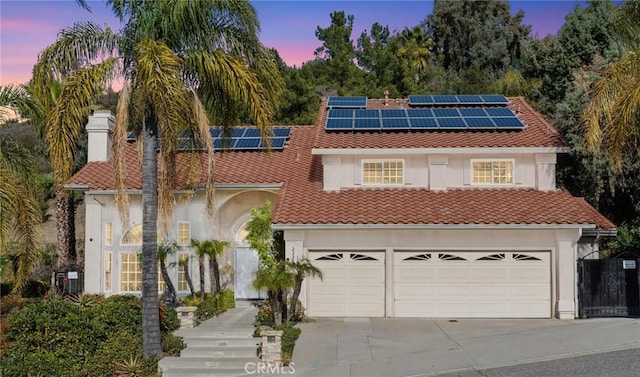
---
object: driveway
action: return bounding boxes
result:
[290,317,640,377]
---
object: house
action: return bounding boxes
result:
[68,95,615,319]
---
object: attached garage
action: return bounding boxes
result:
[394,251,551,318]
[307,251,385,317]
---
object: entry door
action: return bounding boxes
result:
[235,247,261,299]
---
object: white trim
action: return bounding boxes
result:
[361,159,405,186]
[273,223,596,230]
[312,147,569,155]
[470,158,515,186]
[81,183,282,195]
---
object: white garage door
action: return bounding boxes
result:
[308,251,385,317]
[394,251,550,318]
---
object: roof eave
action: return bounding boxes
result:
[272,223,595,231]
[311,146,570,155]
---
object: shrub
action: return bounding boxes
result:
[82,329,143,377]
[256,303,274,324]
[0,295,26,316]
[162,333,185,356]
[219,289,235,310]
[195,293,222,323]
[275,323,301,366]
[160,301,180,334]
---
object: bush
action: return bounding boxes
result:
[162,333,185,356]
[195,294,222,323]
[219,289,235,310]
[160,302,180,334]
[0,295,26,316]
[275,323,301,366]
[82,329,143,377]
[256,303,274,324]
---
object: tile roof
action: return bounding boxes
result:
[313,97,568,149]
[70,97,613,230]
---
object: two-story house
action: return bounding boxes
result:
[69,95,615,320]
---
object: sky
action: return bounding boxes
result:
[0,0,587,87]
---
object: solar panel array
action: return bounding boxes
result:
[408,94,509,106]
[127,128,291,151]
[209,127,291,150]
[327,96,367,108]
[325,108,524,131]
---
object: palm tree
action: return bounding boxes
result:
[397,26,433,86]
[582,1,640,166]
[0,85,43,293]
[178,255,195,295]
[157,242,178,305]
[253,261,294,326]
[288,259,323,322]
[190,239,229,297]
[33,1,282,358]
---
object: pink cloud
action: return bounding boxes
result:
[0,18,55,34]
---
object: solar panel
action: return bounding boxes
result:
[354,118,381,129]
[127,132,136,141]
[492,117,525,129]
[407,109,434,118]
[354,109,380,118]
[327,96,367,108]
[458,108,487,117]
[437,118,466,128]
[432,95,459,105]
[457,95,483,104]
[272,128,291,137]
[382,118,409,129]
[327,109,354,118]
[432,108,460,117]
[409,118,438,129]
[210,129,221,138]
[271,137,287,148]
[408,95,434,105]
[465,117,496,128]
[485,108,515,117]
[481,95,509,105]
[235,138,261,149]
[326,118,353,130]
[381,109,407,118]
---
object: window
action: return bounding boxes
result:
[178,222,190,246]
[362,160,404,185]
[120,253,166,292]
[472,160,514,185]
[178,252,189,291]
[105,223,112,246]
[104,253,112,291]
[121,224,165,245]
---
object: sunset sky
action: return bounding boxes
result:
[1,0,586,87]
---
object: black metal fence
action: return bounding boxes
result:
[578,258,640,318]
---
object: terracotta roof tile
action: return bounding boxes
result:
[313,97,568,149]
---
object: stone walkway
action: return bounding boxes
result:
[158,301,260,377]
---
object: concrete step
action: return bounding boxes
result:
[158,356,258,370]
[181,346,257,358]
[184,337,260,348]
[160,367,250,377]
[178,329,255,339]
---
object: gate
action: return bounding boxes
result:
[578,259,640,318]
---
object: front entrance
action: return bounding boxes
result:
[235,246,261,299]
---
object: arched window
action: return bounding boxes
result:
[121,224,165,245]
[120,224,166,292]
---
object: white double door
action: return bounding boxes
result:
[235,246,261,299]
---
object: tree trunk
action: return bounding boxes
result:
[270,292,282,326]
[212,257,221,295]
[141,115,162,358]
[160,260,177,305]
[208,256,215,295]
[55,189,76,270]
[280,289,288,323]
[199,254,205,300]
[288,277,303,322]
[184,262,195,295]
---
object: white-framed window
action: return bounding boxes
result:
[177,222,191,246]
[119,252,167,292]
[178,252,189,292]
[104,252,112,291]
[105,223,112,246]
[471,159,514,185]
[121,224,165,245]
[362,160,404,185]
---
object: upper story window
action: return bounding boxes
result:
[177,222,191,246]
[472,159,514,185]
[105,223,112,246]
[121,224,165,245]
[362,160,404,185]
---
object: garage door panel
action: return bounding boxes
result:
[349,267,384,279]
[315,267,347,280]
[394,251,551,318]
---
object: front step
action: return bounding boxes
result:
[160,367,250,377]
[178,329,255,339]
[181,346,257,358]
[183,337,259,348]
[159,356,257,370]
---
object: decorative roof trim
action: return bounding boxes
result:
[312,147,570,155]
[272,223,595,230]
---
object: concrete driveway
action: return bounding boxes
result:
[290,317,640,377]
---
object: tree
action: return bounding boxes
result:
[397,26,433,87]
[288,259,322,322]
[178,255,195,295]
[427,0,530,77]
[33,0,282,358]
[157,242,178,305]
[582,1,640,167]
[253,261,293,326]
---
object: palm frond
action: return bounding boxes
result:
[0,85,42,123]
[113,82,131,226]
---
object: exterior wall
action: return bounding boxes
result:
[83,188,278,296]
[320,152,556,191]
[284,227,581,319]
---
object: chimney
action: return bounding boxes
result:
[86,110,114,162]
[383,89,389,106]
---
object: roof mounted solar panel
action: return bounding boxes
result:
[235,138,261,149]
[272,128,291,138]
[456,95,484,104]
[407,109,434,118]
[354,109,380,118]
[437,117,466,128]
[210,129,221,138]
[327,96,367,108]
[458,108,488,117]
[327,109,354,118]
[382,118,409,129]
[354,117,381,130]
[271,137,287,149]
[465,117,496,128]
[481,95,509,105]
[408,95,434,106]
[326,118,353,130]
[432,108,460,117]
[242,128,260,138]
[409,118,438,129]
[432,95,459,105]
[381,109,407,118]
[485,108,515,117]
